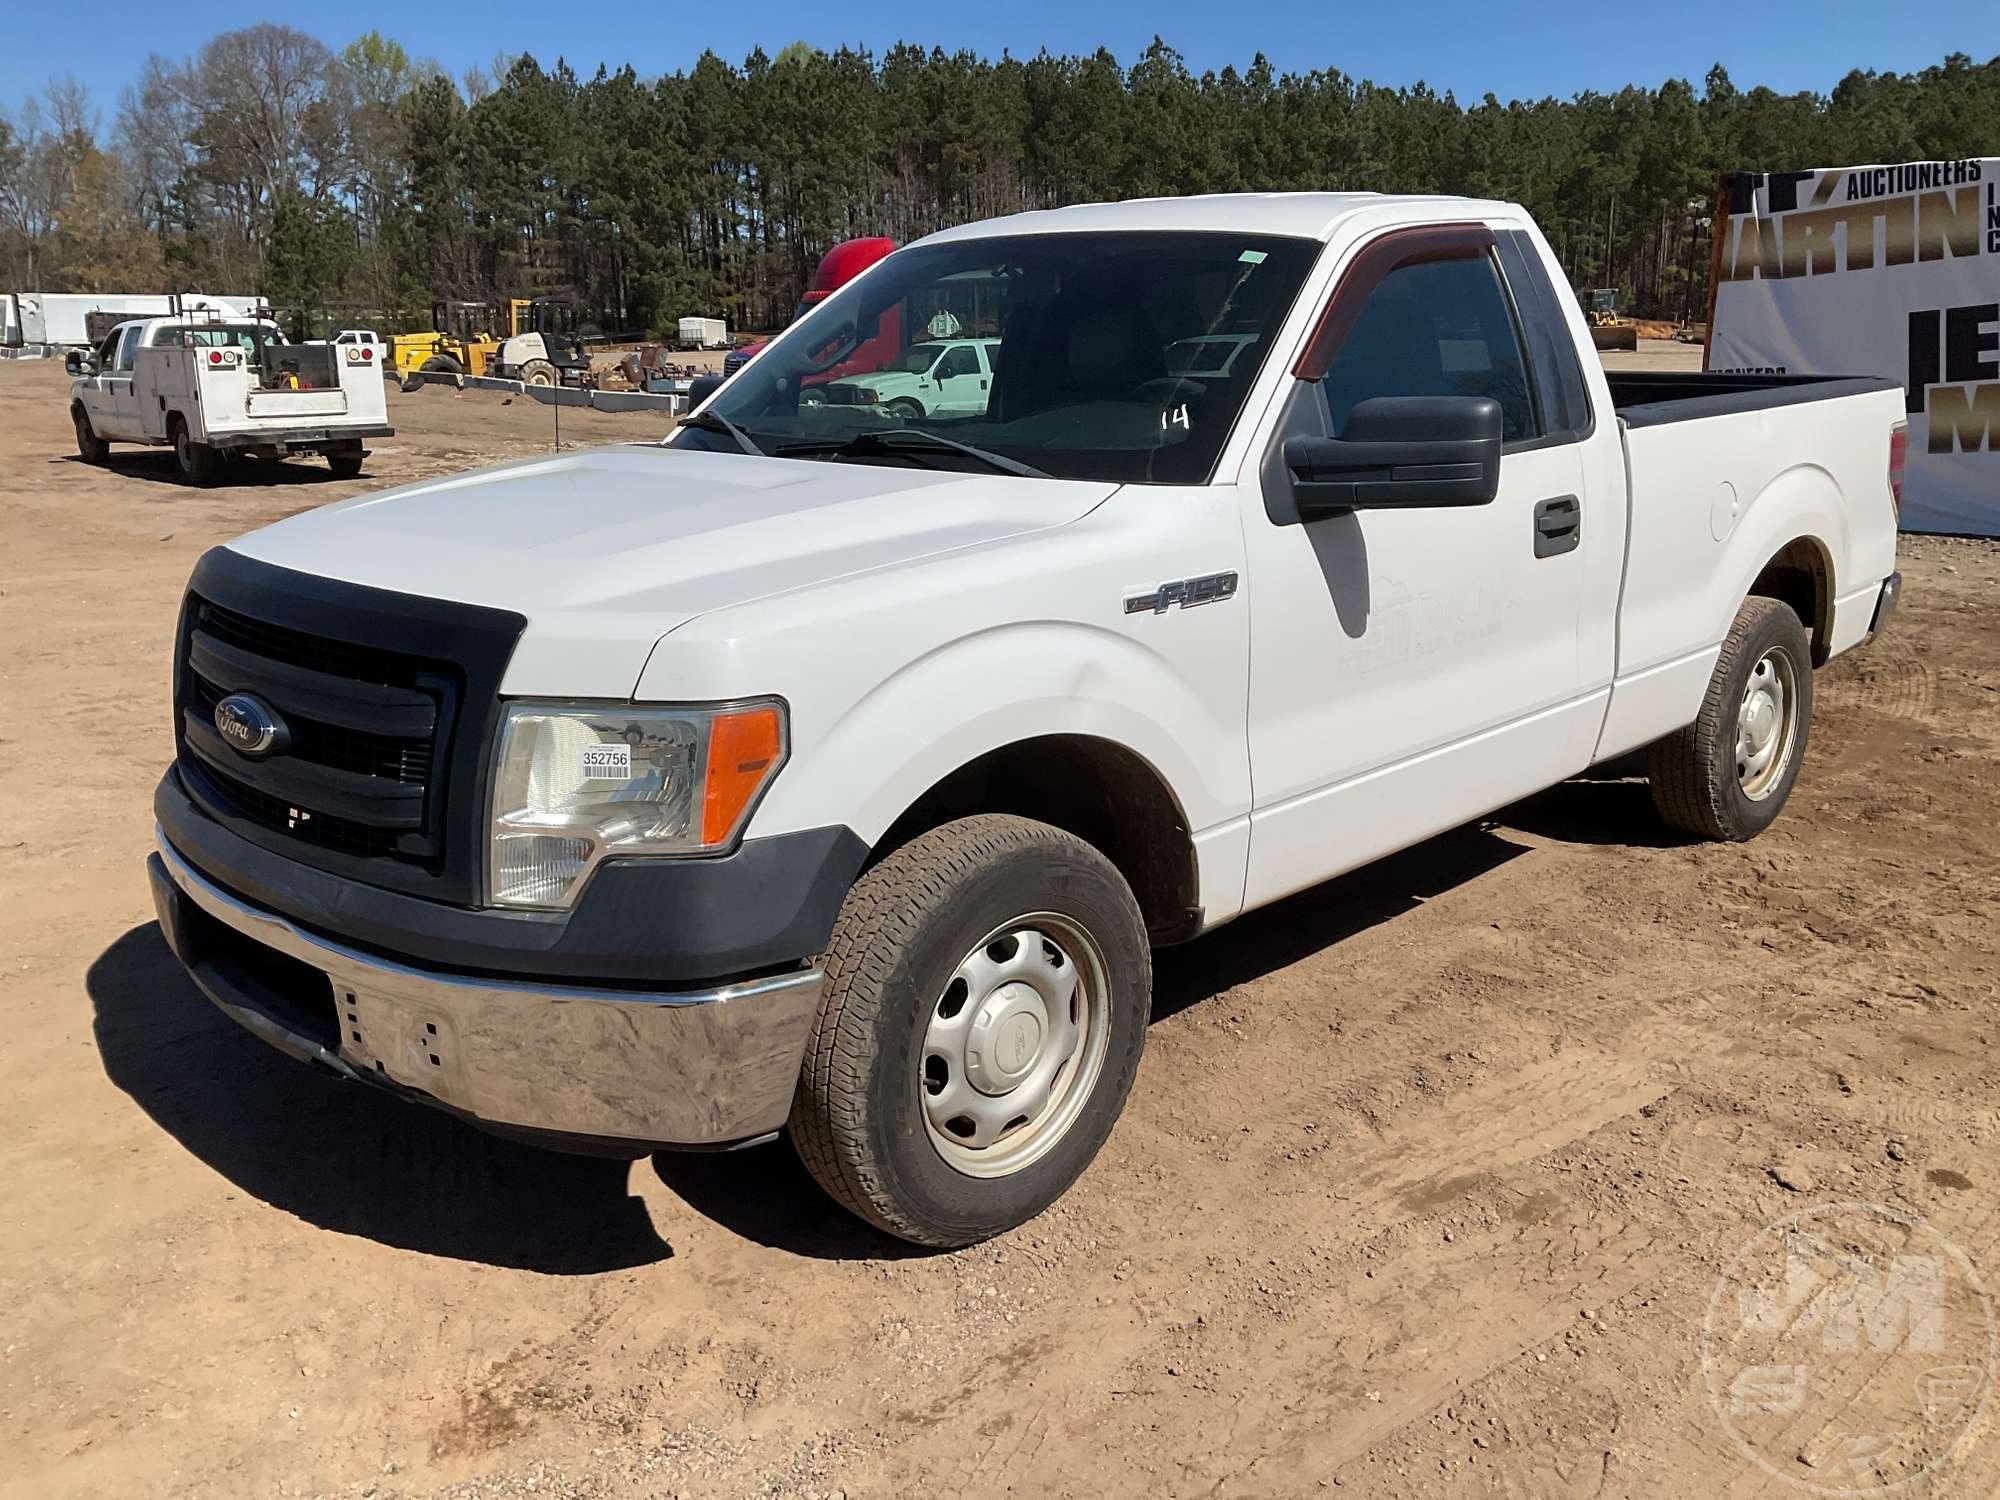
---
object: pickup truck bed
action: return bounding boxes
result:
[1607,371,1899,428]
[1596,370,1903,765]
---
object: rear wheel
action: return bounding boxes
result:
[789,815,1150,1247]
[1648,595,1813,840]
[520,359,556,387]
[170,419,217,485]
[72,405,108,463]
[326,449,364,479]
[419,354,462,375]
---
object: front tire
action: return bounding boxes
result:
[1648,596,1813,840]
[520,358,556,387]
[73,405,108,463]
[789,815,1150,1248]
[886,397,925,422]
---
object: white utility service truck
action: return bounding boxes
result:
[70,312,392,482]
[147,193,1902,1247]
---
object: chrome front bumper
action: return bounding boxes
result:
[149,831,824,1149]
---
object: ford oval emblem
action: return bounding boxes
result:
[214,692,286,758]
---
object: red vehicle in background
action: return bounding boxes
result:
[723,237,897,379]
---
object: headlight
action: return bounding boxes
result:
[487,699,787,909]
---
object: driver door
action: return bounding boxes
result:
[931,343,990,415]
[1240,225,1596,908]
[104,325,145,438]
[82,329,127,438]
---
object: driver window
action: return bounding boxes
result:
[934,346,978,380]
[97,331,121,367]
[1320,255,1538,443]
[114,327,141,372]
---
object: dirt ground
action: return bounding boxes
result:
[3,350,1999,1500]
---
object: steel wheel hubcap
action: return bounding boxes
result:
[1737,647,1798,800]
[920,913,1110,1179]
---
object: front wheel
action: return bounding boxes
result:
[73,406,108,463]
[885,397,925,422]
[789,815,1150,1247]
[520,359,556,387]
[1648,595,1813,840]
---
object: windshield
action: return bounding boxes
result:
[673,230,1320,484]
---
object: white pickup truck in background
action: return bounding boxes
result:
[146,192,1901,1247]
[69,314,393,483]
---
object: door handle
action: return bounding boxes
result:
[1533,495,1581,558]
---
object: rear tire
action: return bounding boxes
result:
[72,405,108,463]
[419,354,462,375]
[789,814,1150,1248]
[1648,596,1813,841]
[170,419,218,485]
[326,449,364,479]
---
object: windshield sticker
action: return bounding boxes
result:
[1238,249,1268,264]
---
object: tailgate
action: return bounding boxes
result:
[246,389,349,419]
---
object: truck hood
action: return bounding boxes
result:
[225,442,1116,697]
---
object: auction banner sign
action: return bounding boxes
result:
[1709,160,2000,535]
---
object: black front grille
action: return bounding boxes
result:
[185,671,431,785]
[179,597,451,869]
[172,548,526,905]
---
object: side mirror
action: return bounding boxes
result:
[1284,396,1502,517]
[68,350,97,376]
[686,374,724,407]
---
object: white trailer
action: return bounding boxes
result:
[68,313,391,482]
[677,316,728,350]
[3,292,266,355]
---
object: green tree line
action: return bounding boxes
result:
[3,28,1996,337]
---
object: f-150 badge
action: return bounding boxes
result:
[1124,572,1239,614]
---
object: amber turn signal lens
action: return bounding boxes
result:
[701,705,785,846]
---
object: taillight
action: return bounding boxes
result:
[1888,422,1908,514]
[361,346,373,361]
[207,350,222,365]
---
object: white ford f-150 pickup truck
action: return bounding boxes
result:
[148,193,1903,1247]
[70,314,392,482]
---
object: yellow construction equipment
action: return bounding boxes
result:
[388,301,503,378]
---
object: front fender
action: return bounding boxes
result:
[751,618,1247,848]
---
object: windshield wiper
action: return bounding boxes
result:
[775,427,1050,479]
[679,408,763,456]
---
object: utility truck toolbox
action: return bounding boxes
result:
[148,192,1902,1248]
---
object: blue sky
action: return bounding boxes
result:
[5,0,1996,121]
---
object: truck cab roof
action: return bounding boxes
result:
[917,191,1524,247]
